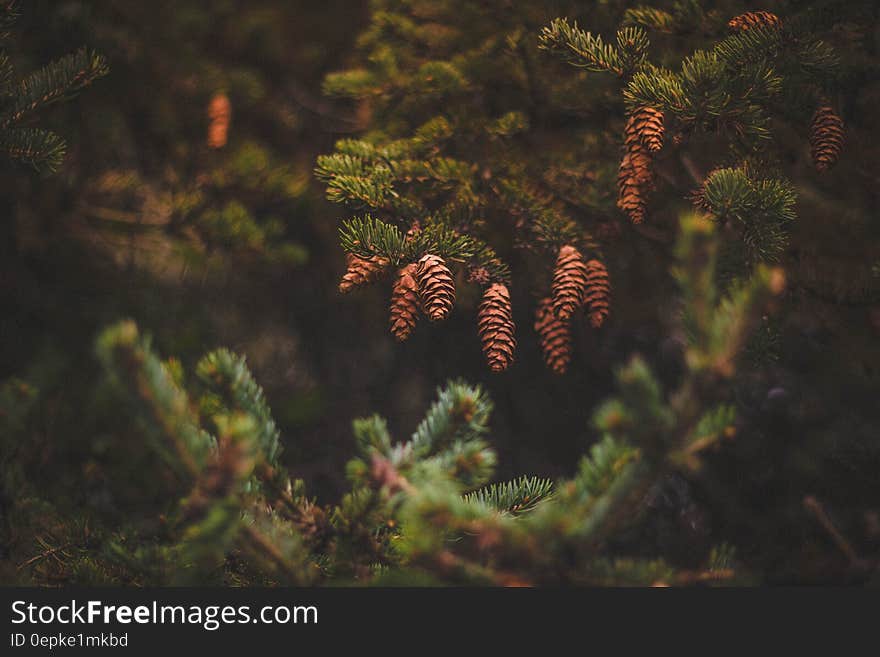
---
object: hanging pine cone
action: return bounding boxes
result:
[625,106,665,153]
[339,253,389,293]
[477,283,516,373]
[551,245,589,321]
[416,253,455,321]
[728,11,781,31]
[617,151,649,224]
[810,105,844,172]
[584,259,611,328]
[389,263,420,341]
[618,107,656,225]
[534,297,572,375]
[207,92,231,149]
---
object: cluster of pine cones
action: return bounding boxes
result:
[617,11,844,225]
[337,11,848,376]
[339,252,516,372]
[339,245,610,375]
[535,245,610,374]
[617,105,664,224]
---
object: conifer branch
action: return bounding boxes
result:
[339,215,406,263]
[464,476,554,515]
[0,0,19,42]
[195,349,282,468]
[538,18,625,75]
[0,127,64,172]
[1,48,108,128]
[95,321,213,480]
[409,380,492,459]
[623,6,676,32]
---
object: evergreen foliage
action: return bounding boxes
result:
[2,212,782,585]
[0,2,106,172]
[317,0,851,371]
[38,1,345,266]
[2,0,880,588]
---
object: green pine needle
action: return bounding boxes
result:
[464,476,554,515]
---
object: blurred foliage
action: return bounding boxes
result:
[313,0,880,583]
[1,0,880,586]
[1,216,783,585]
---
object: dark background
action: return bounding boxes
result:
[1,1,879,583]
[1,0,611,498]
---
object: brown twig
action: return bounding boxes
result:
[17,541,71,571]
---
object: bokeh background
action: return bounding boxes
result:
[2,1,879,583]
[1,1,604,500]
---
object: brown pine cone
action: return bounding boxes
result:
[339,253,389,293]
[416,253,455,321]
[552,245,589,321]
[478,283,516,373]
[534,297,572,375]
[728,11,781,31]
[389,263,420,341]
[618,108,656,225]
[625,106,665,153]
[207,92,231,149]
[584,259,611,328]
[617,151,649,224]
[810,105,844,172]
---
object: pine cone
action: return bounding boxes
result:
[810,105,844,172]
[534,297,571,375]
[617,151,649,224]
[618,109,656,224]
[584,259,611,328]
[551,245,589,321]
[389,263,420,341]
[207,92,231,149]
[416,253,455,321]
[625,106,665,153]
[728,11,781,31]
[339,253,389,293]
[478,283,516,372]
